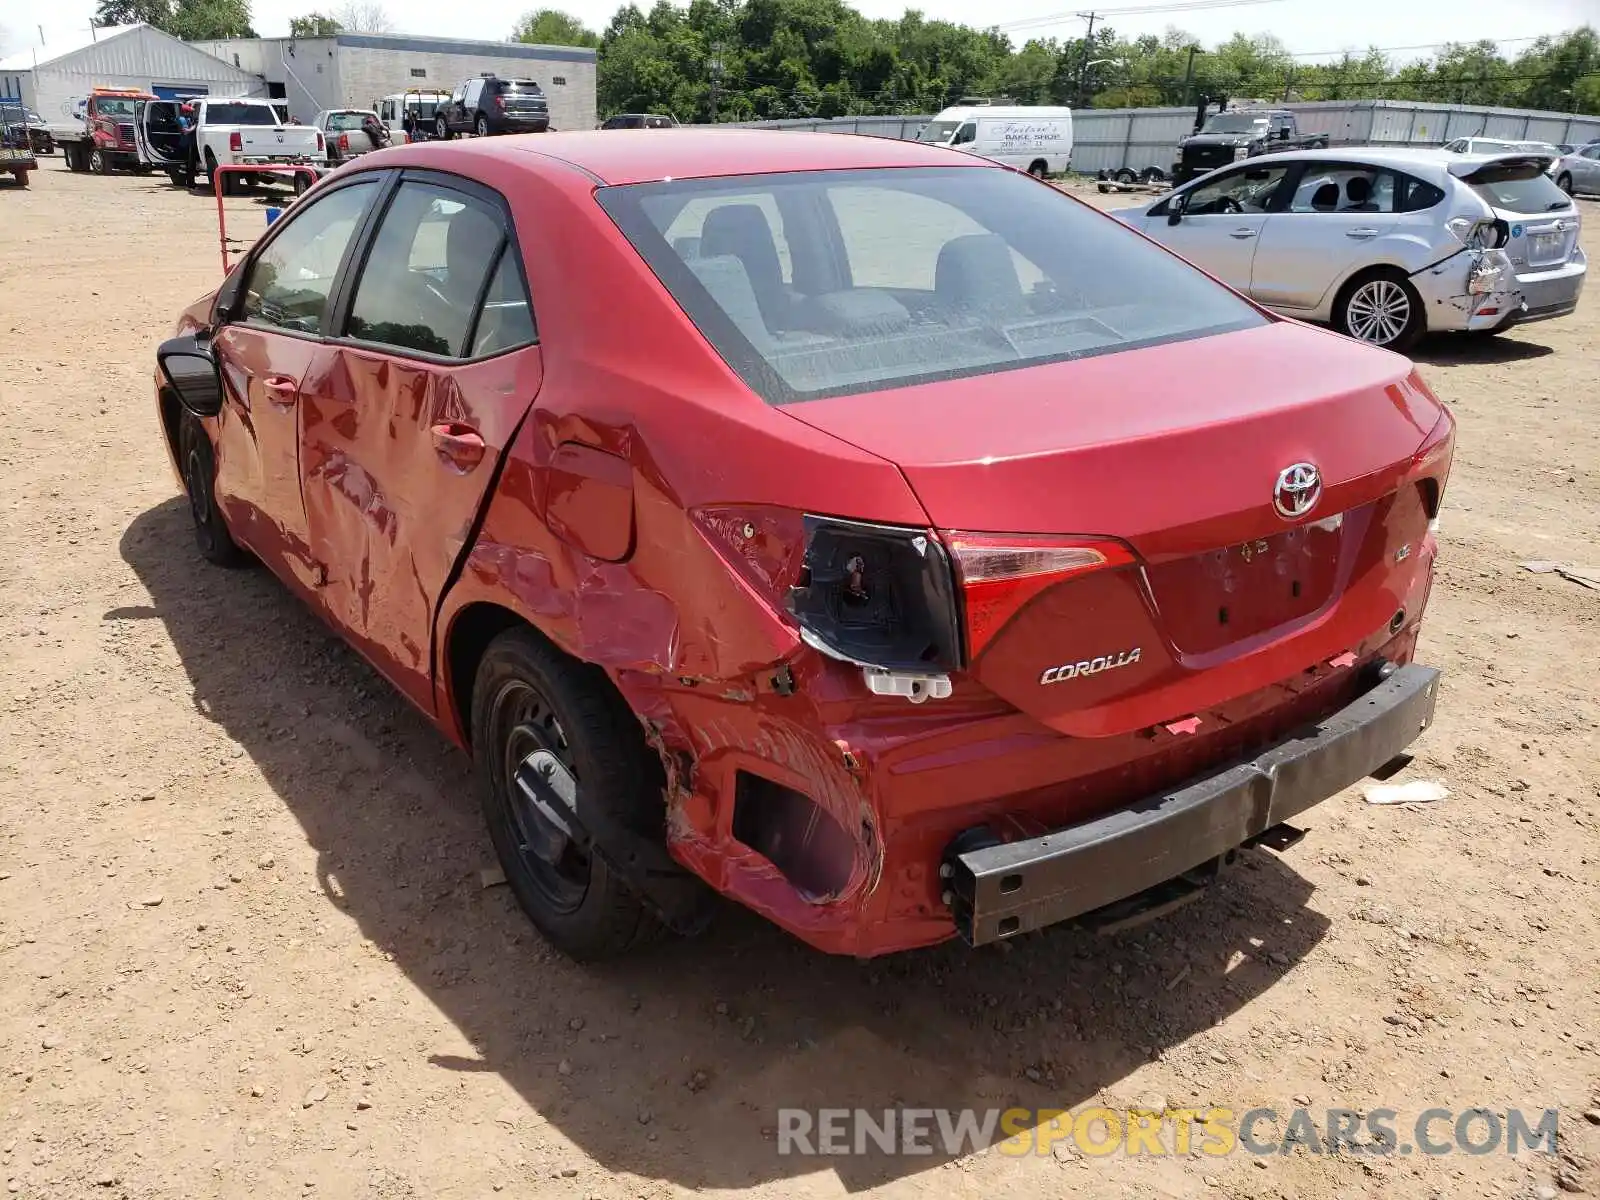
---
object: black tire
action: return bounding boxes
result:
[1115,167,1138,185]
[435,115,450,140]
[1140,166,1166,184]
[88,148,107,175]
[1556,172,1573,195]
[1027,159,1048,178]
[472,627,669,960]
[1333,268,1425,352]
[475,114,489,137]
[293,170,313,196]
[177,414,247,567]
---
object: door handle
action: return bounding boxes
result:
[262,374,298,406]
[1229,228,1257,239]
[1345,228,1380,239]
[431,421,486,471]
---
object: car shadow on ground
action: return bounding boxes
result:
[121,496,1330,1192]
[1412,333,1557,366]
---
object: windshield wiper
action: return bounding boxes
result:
[1547,200,1571,210]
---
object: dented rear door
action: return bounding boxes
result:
[297,175,542,713]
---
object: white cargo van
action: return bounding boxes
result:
[917,105,1073,177]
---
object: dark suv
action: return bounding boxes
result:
[601,113,677,130]
[435,76,550,138]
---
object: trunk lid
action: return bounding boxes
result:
[784,321,1450,737]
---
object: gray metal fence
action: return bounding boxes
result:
[732,100,1600,176]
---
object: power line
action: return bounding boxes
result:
[1280,34,1571,61]
[1000,0,1287,33]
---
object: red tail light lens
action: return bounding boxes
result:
[317,132,326,151]
[947,532,1135,658]
[228,131,242,152]
[495,94,506,109]
[337,132,347,151]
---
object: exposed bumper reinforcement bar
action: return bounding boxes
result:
[943,663,1441,946]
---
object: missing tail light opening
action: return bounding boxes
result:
[787,516,963,674]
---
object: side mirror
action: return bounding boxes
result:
[1167,193,1187,225]
[156,334,225,419]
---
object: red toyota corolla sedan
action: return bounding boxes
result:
[152,129,1452,959]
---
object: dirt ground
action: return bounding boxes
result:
[1,155,1598,1200]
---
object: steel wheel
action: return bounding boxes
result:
[88,148,106,174]
[475,114,489,137]
[1344,278,1412,347]
[490,678,590,915]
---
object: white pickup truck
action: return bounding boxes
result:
[135,96,325,193]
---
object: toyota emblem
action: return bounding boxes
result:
[1273,462,1321,520]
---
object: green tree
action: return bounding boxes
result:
[513,8,601,47]
[289,12,342,35]
[96,0,255,37]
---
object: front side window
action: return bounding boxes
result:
[1287,166,1395,213]
[1184,165,1290,215]
[598,166,1265,404]
[345,181,507,357]
[951,122,976,146]
[239,181,377,334]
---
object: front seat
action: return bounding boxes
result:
[700,204,790,330]
[1309,182,1340,211]
[438,205,505,352]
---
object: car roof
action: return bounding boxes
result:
[488,128,988,185]
[1239,145,1473,183]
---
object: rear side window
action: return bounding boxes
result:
[1396,173,1445,212]
[207,102,276,126]
[598,166,1264,405]
[346,182,506,357]
[1470,171,1573,214]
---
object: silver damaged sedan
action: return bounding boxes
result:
[1112,146,1585,351]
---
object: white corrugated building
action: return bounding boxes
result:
[0,24,265,126]
[190,33,596,129]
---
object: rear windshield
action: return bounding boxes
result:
[1471,170,1573,214]
[598,166,1265,405]
[327,112,370,130]
[499,80,544,93]
[207,103,277,126]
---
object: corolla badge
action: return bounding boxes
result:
[1273,462,1322,520]
[1039,648,1141,685]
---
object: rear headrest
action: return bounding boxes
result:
[935,233,1025,316]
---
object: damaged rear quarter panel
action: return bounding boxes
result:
[430,161,932,936]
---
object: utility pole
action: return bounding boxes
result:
[1181,44,1198,106]
[1074,12,1098,108]
[708,41,723,123]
